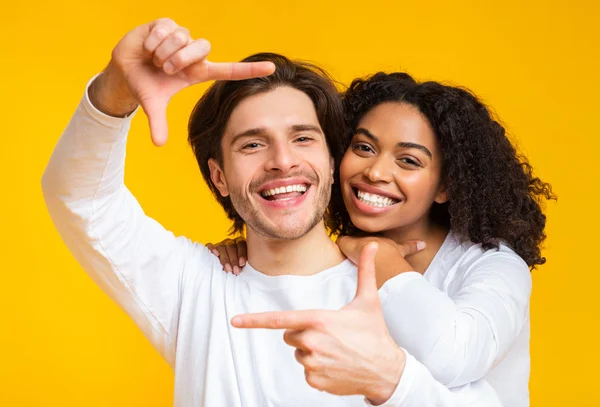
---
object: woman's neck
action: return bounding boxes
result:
[382,220,449,274]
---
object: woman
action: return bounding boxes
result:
[209,72,555,407]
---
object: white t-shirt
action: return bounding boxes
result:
[42,79,529,406]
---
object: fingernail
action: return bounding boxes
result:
[239,257,246,267]
[224,264,232,273]
[163,61,175,74]
[417,241,426,250]
[231,316,241,327]
[233,265,240,275]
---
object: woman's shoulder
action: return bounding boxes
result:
[434,232,531,287]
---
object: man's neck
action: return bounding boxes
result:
[382,219,449,274]
[246,221,346,276]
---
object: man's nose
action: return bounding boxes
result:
[266,140,301,173]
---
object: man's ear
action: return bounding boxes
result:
[330,156,335,184]
[208,158,229,197]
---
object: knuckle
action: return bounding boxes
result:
[197,38,211,53]
[283,330,296,345]
[153,27,169,40]
[172,29,189,45]
[167,53,185,69]
[302,356,318,371]
[270,314,285,329]
[310,316,326,331]
[156,17,175,26]
[305,373,323,390]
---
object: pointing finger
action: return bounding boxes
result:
[231,310,323,330]
[201,61,276,82]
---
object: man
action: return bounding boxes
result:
[43,19,459,406]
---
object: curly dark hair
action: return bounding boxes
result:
[188,53,346,235]
[327,72,556,269]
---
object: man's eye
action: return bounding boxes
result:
[242,142,261,150]
[295,136,313,143]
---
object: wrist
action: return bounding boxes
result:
[88,62,138,117]
[366,346,406,405]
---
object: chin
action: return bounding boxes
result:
[349,216,385,234]
[252,216,320,240]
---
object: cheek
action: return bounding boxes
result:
[396,171,441,201]
[224,156,261,190]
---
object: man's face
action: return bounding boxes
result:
[209,86,334,240]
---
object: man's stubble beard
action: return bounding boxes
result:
[227,173,332,241]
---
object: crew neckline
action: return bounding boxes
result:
[238,259,356,290]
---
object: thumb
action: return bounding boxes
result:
[354,242,379,301]
[399,240,426,257]
[143,98,169,146]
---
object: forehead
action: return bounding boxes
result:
[358,102,437,148]
[223,86,321,140]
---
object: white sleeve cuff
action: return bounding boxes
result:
[81,73,140,130]
[363,349,418,407]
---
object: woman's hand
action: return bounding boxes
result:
[206,237,247,275]
[336,236,425,288]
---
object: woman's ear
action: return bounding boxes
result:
[208,158,229,197]
[434,184,448,204]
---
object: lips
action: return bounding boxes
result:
[254,177,313,209]
[347,182,402,214]
[261,183,308,201]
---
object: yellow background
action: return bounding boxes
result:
[2,0,598,405]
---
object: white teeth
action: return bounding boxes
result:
[356,190,399,207]
[261,184,308,198]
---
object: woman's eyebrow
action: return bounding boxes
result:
[355,127,432,158]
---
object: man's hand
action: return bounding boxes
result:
[231,243,406,405]
[337,235,425,288]
[89,18,276,146]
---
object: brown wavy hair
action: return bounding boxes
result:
[188,53,346,234]
[327,72,556,268]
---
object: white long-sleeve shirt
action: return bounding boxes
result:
[380,233,532,407]
[42,79,520,407]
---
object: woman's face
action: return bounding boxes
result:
[339,102,447,234]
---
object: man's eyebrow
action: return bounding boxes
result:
[290,124,323,135]
[231,124,323,145]
[230,127,267,145]
[354,127,433,158]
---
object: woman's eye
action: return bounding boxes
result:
[352,143,374,154]
[399,157,420,167]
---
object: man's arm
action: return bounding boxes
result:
[42,77,193,365]
[42,18,275,365]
